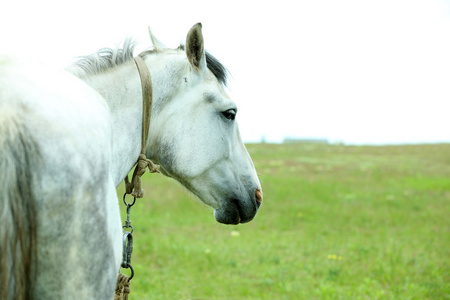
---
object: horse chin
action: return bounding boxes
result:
[161,166,261,224]
[213,199,258,225]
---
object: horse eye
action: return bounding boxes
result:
[222,109,236,120]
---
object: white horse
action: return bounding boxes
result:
[0,23,262,299]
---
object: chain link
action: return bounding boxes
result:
[121,193,135,280]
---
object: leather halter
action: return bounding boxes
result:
[123,56,160,198]
[134,56,153,155]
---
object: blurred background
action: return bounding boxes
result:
[2,0,449,145]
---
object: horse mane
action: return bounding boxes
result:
[71,38,137,78]
[71,39,229,86]
[173,44,229,86]
[205,51,229,86]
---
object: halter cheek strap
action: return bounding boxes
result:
[123,56,160,198]
[134,56,152,155]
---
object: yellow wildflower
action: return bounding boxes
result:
[230,231,240,237]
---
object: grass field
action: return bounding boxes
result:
[117,143,450,299]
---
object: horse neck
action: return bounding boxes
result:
[81,61,144,186]
[78,53,185,186]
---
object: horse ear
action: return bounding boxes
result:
[186,23,207,71]
[148,26,167,49]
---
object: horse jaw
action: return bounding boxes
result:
[152,121,262,225]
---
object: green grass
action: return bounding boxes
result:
[117,143,450,299]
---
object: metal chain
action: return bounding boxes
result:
[121,193,135,280]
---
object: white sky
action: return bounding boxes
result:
[2,0,450,144]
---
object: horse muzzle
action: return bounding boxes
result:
[214,187,263,225]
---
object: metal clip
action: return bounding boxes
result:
[124,205,133,232]
[122,231,133,269]
[122,193,135,231]
[121,192,136,280]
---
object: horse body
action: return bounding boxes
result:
[0,24,262,299]
[0,58,122,299]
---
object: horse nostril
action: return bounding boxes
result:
[255,188,263,207]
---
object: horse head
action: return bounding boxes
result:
[146,23,263,224]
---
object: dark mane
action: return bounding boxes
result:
[205,51,229,86]
[176,45,229,86]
